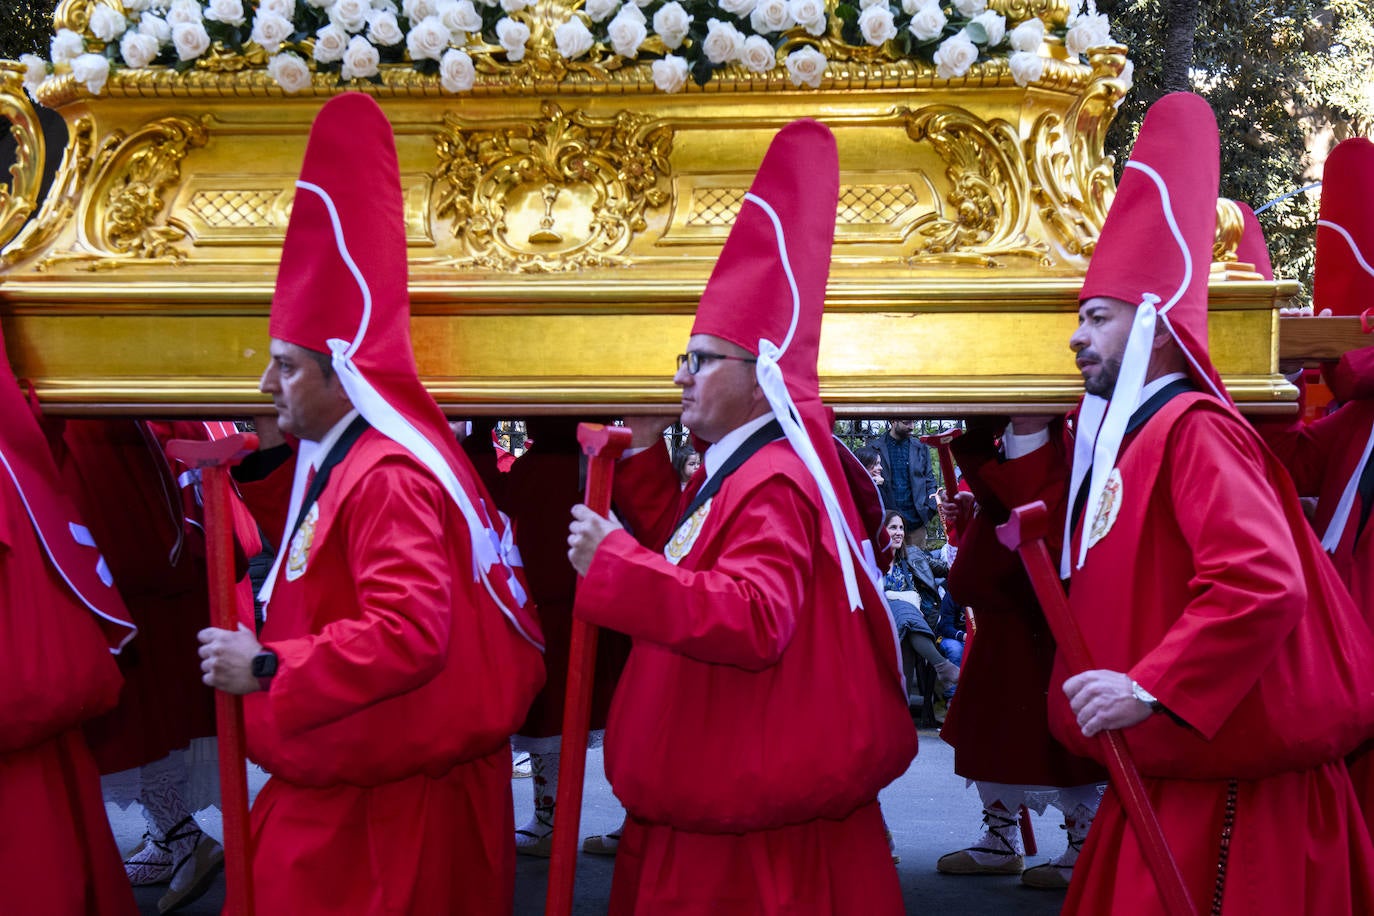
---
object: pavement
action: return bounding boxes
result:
[110,728,1067,915]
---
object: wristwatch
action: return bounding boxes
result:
[1130,679,1165,714]
[251,649,279,693]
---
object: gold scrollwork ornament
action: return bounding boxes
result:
[0,63,46,252]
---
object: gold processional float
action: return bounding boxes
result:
[0,0,1351,417]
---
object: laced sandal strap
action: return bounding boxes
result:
[980,808,1021,855]
[162,815,204,845]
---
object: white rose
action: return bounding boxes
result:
[1007,49,1043,86]
[19,54,47,97]
[367,10,404,44]
[268,51,312,91]
[784,44,825,87]
[437,0,483,34]
[652,2,692,49]
[340,34,379,78]
[71,53,110,94]
[204,0,246,27]
[906,2,945,42]
[968,10,1004,46]
[148,0,171,9]
[50,29,85,64]
[252,11,295,49]
[89,5,130,42]
[1007,17,1044,52]
[138,13,172,42]
[165,0,204,26]
[374,0,399,11]
[858,0,886,8]
[632,0,653,8]
[500,0,527,11]
[608,7,647,57]
[124,0,152,11]
[749,0,793,34]
[438,46,475,90]
[171,20,211,59]
[405,15,451,60]
[717,0,756,18]
[496,17,530,60]
[120,29,161,67]
[651,54,688,92]
[260,0,297,18]
[401,0,438,19]
[788,0,825,37]
[330,0,371,32]
[554,17,593,58]
[584,0,619,22]
[951,0,985,16]
[615,3,646,24]
[1065,11,1111,57]
[702,18,744,64]
[932,29,977,77]
[857,5,896,46]
[313,23,349,61]
[738,34,774,72]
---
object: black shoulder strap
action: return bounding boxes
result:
[1355,442,1374,546]
[1070,379,1196,534]
[287,415,371,547]
[675,420,783,529]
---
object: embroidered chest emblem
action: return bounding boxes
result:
[286,502,319,581]
[1087,468,1123,550]
[665,499,712,566]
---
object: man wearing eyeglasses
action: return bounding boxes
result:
[566,121,915,915]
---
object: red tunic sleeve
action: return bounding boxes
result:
[610,442,687,551]
[578,476,817,671]
[265,457,455,736]
[1128,409,1307,739]
[1253,405,1349,497]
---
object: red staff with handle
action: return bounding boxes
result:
[166,433,259,916]
[919,428,963,499]
[996,501,1195,916]
[546,423,634,916]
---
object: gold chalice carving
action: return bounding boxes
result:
[528,182,564,244]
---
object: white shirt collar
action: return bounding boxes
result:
[702,412,775,486]
[1138,372,1187,407]
[307,408,361,469]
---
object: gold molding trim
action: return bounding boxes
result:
[0,63,46,251]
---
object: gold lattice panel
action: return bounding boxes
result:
[838,185,921,225]
[188,189,280,228]
[686,187,746,227]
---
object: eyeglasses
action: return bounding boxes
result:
[676,351,758,375]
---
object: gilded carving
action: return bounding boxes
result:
[1026,45,1128,261]
[83,116,210,261]
[433,102,673,271]
[4,115,100,270]
[903,105,1045,265]
[0,64,45,251]
[1213,198,1245,263]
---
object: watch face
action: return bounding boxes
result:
[252,651,278,678]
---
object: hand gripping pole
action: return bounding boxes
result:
[996,501,1195,916]
[546,423,634,916]
[165,433,259,916]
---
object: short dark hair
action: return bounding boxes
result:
[302,347,334,382]
[854,445,881,470]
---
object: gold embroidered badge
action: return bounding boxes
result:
[285,502,318,581]
[664,499,712,566]
[1086,467,1123,549]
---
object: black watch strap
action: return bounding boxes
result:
[251,649,279,691]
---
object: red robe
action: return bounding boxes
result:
[0,434,136,915]
[1258,396,1374,828]
[241,429,544,914]
[1037,394,1374,914]
[940,424,1106,788]
[576,441,915,915]
[50,419,262,772]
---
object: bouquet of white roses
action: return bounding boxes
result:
[19,0,1119,97]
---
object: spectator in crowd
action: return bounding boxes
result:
[881,510,959,702]
[672,445,701,490]
[855,444,884,486]
[867,420,936,531]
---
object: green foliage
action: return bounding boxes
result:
[0,1,54,59]
[1101,0,1374,305]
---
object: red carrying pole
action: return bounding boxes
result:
[546,423,634,916]
[996,501,1195,916]
[166,434,258,916]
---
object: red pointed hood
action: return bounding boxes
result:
[1066,93,1223,574]
[268,93,541,650]
[1315,137,1374,319]
[0,326,134,650]
[692,120,881,611]
[1235,201,1274,281]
